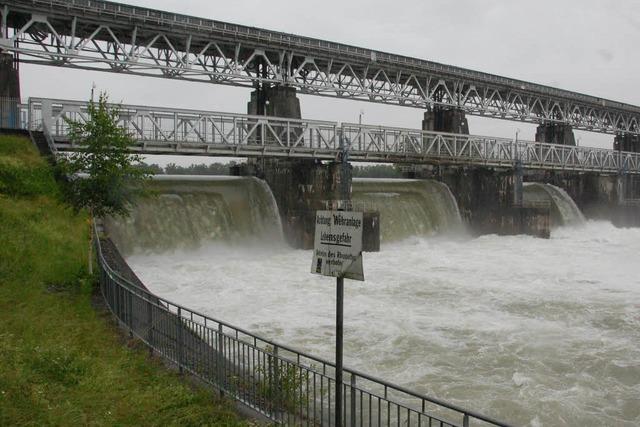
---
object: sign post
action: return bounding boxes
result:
[311,210,364,426]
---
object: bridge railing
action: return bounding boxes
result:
[94,225,511,427]
[23,97,640,173]
[26,98,343,159]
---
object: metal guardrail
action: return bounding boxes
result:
[94,226,511,427]
[23,97,640,174]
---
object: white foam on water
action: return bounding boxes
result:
[127,221,640,427]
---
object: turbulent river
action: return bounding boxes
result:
[116,176,640,427]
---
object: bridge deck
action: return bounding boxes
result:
[1,0,639,135]
[25,98,640,174]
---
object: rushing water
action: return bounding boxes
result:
[524,183,585,226]
[352,178,462,242]
[112,177,640,427]
[104,175,282,255]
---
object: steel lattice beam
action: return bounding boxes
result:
[24,97,640,174]
[1,0,639,136]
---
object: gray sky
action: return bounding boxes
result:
[19,0,640,165]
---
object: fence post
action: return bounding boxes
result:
[350,374,356,427]
[128,288,134,338]
[217,323,225,395]
[463,414,470,427]
[273,344,280,416]
[177,307,184,375]
[41,99,52,133]
[147,298,153,357]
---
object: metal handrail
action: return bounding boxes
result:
[26,97,640,174]
[93,223,512,426]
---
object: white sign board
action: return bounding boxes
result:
[311,210,364,281]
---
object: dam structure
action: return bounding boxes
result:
[18,96,640,244]
[3,0,640,242]
[2,1,640,426]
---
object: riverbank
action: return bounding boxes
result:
[0,134,247,425]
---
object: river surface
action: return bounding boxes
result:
[127,221,640,427]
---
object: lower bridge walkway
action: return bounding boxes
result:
[20,97,640,175]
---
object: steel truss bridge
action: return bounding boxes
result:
[26,98,640,175]
[1,0,640,136]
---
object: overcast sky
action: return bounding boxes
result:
[19,0,640,164]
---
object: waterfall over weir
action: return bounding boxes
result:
[352,178,462,242]
[105,176,283,255]
[523,183,585,227]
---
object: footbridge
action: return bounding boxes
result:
[1,0,640,138]
[25,98,640,175]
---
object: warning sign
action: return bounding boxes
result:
[311,210,364,281]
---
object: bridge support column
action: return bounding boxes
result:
[513,161,524,206]
[438,166,549,238]
[247,85,301,119]
[535,123,575,145]
[614,134,640,152]
[525,170,640,227]
[422,106,469,134]
[235,159,352,248]
[240,84,379,249]
[0,53,20,128]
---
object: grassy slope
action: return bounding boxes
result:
[0,135,246,426]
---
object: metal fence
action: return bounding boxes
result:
[94,227,511,427]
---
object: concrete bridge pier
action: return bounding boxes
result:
[614,134,640,152]
[535,123,576,145]
[422,106,469,134]
[525,170,640,226]
[0,53,21,128]
[247,85,301,118]
[237,85,379,249]
[239,158,352,248]
[439,166,548,237]
[403,165,549,237]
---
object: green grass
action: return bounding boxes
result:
[0,134,248,426]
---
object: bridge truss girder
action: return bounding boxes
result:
[24,98,640,174]
[1,0,639,137]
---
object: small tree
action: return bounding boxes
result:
[59,92,150,218]
[58,93,150,274]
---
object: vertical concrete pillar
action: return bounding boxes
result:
[614,134,640,152]
[0,53,20,128]
[247,85,301,119]
[535,123,576,145]
[422,106,469,134]
[616,173,625,204]
[255,159,353,248]
[513,161,524,206]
